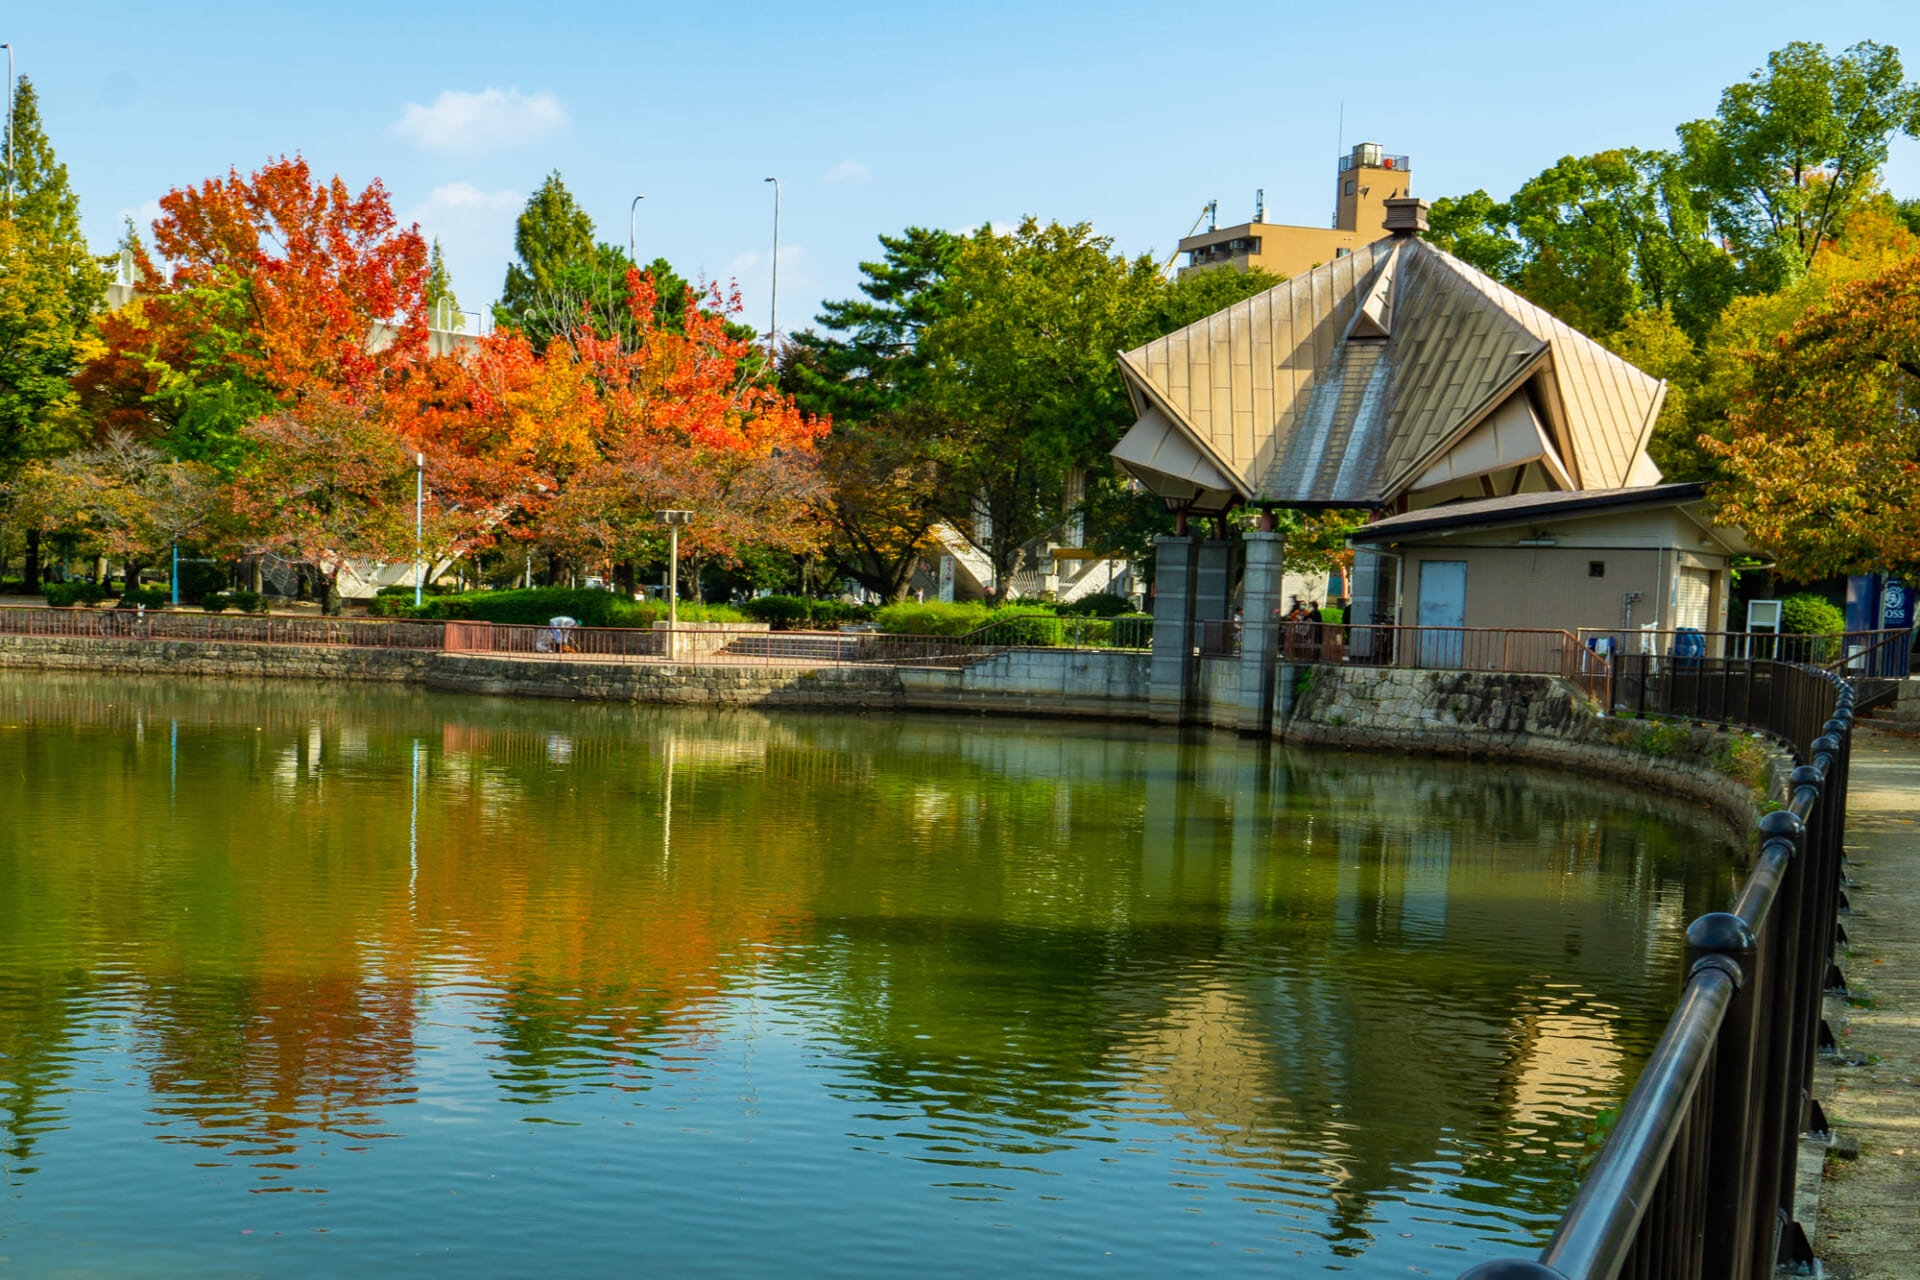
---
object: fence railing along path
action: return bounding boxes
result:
[0,605,447,649]
[1459,664,1859,1280]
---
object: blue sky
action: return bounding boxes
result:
[11,0,1920,337]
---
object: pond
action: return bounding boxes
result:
[0,674,1741,1276]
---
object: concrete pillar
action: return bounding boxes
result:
[1149,535,1200,724]
[1236,530,1287,734]
[1195,540,1233,623]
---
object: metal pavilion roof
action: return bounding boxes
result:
[1112,234,1667,512]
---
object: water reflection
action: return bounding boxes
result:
[0,675,1739,1275]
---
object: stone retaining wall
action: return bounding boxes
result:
[0,633,1792,826]
[1280,664,1795,830]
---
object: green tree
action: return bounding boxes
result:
[0,76,109,589]
[1678,40,1920,289]
[425,238,462,330]
[787,227,959,423]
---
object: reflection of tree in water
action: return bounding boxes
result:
[0,971,90,1183]
[0,673,1739,1254]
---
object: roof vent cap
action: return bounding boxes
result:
[1383,197,1429,237]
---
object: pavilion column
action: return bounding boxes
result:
[1236,531,1286,735]
[1195,539,1233,625]
[1148,535,1200,724]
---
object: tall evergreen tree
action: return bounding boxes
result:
[425,238,462,330]
[0,76,108,588]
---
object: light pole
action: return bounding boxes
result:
[3,44,14,216]
[628,194,644,266]
[763,177,779,374]
[656,509,692,660]
[414,452,425,608]
[170,543,179,607]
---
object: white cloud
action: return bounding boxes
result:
[392,88,567,152]
[825,159,870,184]
[404,183,525,317]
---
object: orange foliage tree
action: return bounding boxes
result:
[80,157,428,470]
[1707,252,1920,581]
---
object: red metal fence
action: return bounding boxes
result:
[0,606,446,649]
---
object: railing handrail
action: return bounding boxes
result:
[1462,665,1856,1280]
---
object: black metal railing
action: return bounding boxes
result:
[1460,664,1855,1279]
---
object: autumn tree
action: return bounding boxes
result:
[229,393,419,613]
[81,156,429,470]
[1706,252,1920,581]
[27,432,219,582]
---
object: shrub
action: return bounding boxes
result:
[737,596,876,629]
[407,587,745,628]
[737,595,813,628]
[44,582,109,607]
[118,587,171,609]
[202,592,231,613]
[227,590,268,614]
[1780,592,1844,637]
[1056,592,1133,617]
[873,600,994,636]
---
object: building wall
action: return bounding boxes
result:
[1178,223,1387,282]
[1380,508,1735,638]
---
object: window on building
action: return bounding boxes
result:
[1589,561,1606,578]
[1344,179,1356,196]
[1334,247,1351,258]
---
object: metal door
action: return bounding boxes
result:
[1416,561,1467,666]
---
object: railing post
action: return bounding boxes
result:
[1686,912,1759,1280]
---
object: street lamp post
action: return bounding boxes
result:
[763,177,779,374]
[414,452,425,608]
[3,44,14,215]
[629,194,644,266]
[656,509,693,660]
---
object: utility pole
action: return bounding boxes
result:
[629,194,644,265]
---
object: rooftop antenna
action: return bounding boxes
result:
[1255,188,1265,223]
[1208,198,1218,231]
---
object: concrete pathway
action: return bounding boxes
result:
[1818,722,1920,1278]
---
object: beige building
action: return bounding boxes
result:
[1348,484,1755,640]
[1177,143,1413,281]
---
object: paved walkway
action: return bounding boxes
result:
[1818,721,1920,1278]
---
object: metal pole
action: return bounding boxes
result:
[763,177,780,373]
[628,194,644,265]
[414,452,425,608]
[2,44,12,216]
[171,543,178,607]
[667,525,679,662]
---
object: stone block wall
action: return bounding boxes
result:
[1282,664,1796,831]
[899,648,1150,719]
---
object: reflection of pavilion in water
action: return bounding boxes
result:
[1107,742,1718,1238]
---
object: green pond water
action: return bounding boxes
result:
[0,674,1742,1277]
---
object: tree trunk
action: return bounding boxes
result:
[616,559,635,596]
[93,554,108,585]
[320,573,342,616]
[23,529,41,593]
[249,557,263,594]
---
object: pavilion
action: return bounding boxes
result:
[1110,196,1674,728]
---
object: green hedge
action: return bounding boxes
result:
[118,587,171,609]
[202,590,269,614]
[1056,592,1134,617]
[401,587,745,628]
[44,582,109,607]
[735,595,876,629]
